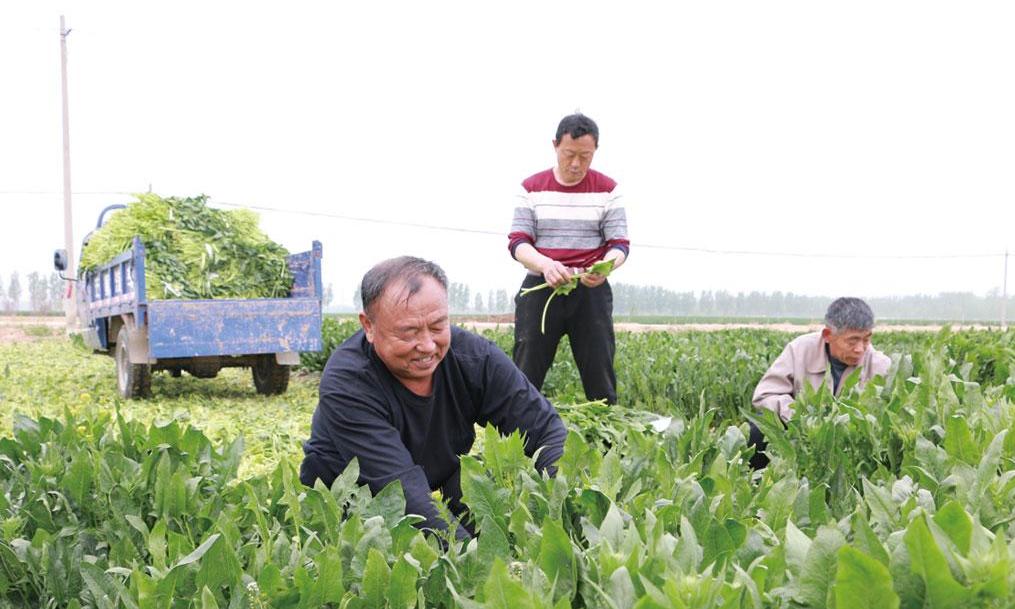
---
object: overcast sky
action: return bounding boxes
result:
[2,1,1013,306]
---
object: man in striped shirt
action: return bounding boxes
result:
[507,114,630,404]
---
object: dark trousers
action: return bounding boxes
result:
[513,274,617,404]
[747,420,769,470]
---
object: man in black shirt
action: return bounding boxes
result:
[300,256,567,539]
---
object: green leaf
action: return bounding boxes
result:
[391,514,426,556]
[483,425,528,484]
[599,503,625,550]
[388,555,419,609]
[365,479,407,528]
[173,533,221,570]
[793,525,845,607]
[808,483,830,525]
[196,532,242,592]
[200,586,219,609]
[63,450,93,505]
[409,535,439,572]
[576,488,611,528]
[257,563,285,596]
[701,518,745,569]
[862,478,899,531]
[761,476,799,532]
[538,519,576,602]
[588,259,616,276]
[973,430,1007,500]
[361,548,391,608]
[933,501,972,556]
[130,568,156,609]
[632,597,668,609]
[124,514,149,539]
[478,515,511,568]
[300,546,344,607]
[834,546,899,609]
[331,457,362,502]
[783,520,811,575]
[596,447,623,500]
[80,562,120,609]
[943,416,978,465]
[148,520,168,571]
[850,511,890,567]
[608,566,637,609]
[483,559,534,609]
[675,515,703,573]
[557,430,598,482]
[904,513,969,608]
[459,456,511,529]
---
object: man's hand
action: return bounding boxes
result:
[580,271,607,288]
[580,254,623,288]
[539,259,575,288]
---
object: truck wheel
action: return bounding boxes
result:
[115,327,151,399]
[253,354,290,395]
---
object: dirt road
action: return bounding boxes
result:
[0,316,66,344]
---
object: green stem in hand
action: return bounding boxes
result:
[540,290,557,335]
[520,259,616,334]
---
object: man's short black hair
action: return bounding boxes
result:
[361,256,448,317]
[555,113,599,147]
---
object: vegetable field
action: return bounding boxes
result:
[1,325,1014,608]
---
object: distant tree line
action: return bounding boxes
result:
[0,272,65,313]
[448,283,512,314]
[610,283,1014,322]
[337,279,1015,321]
[349,282,513,314]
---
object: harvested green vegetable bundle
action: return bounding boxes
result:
[80,193,293,299]
[518,259,615,334]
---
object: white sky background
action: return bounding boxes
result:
[1,1,1013,307]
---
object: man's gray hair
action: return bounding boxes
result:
[361,256,448,317]
[824,297,875,333]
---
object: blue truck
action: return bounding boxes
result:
[54,205,323,399]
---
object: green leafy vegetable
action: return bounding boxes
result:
[518,259,616,334]
[79,193,292,299]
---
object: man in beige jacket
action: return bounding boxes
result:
[748,297,891,468]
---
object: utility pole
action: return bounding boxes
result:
[1002,249,1009,331]
[60,16,77,328]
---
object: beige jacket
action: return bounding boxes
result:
[752,331,891,420]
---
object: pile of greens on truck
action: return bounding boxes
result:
[79,193,292,299]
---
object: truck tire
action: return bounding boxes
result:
[115,327,151,399]
[253,354,290,395]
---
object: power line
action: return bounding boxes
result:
[0,190,132,196]
[211,200,1004,261]
[3,192,1005,261]
[214,201,503,237]
[633,242,1000,260]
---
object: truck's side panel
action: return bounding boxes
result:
[133,237,148,327]
[287,240,323,298]
[83,247,138,321]
[147,298,322,358]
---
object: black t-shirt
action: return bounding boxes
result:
[300,326,566,537]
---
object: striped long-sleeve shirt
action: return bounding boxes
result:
[508,168,630,269]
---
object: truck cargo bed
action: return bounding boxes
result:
[148,297,322,358]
